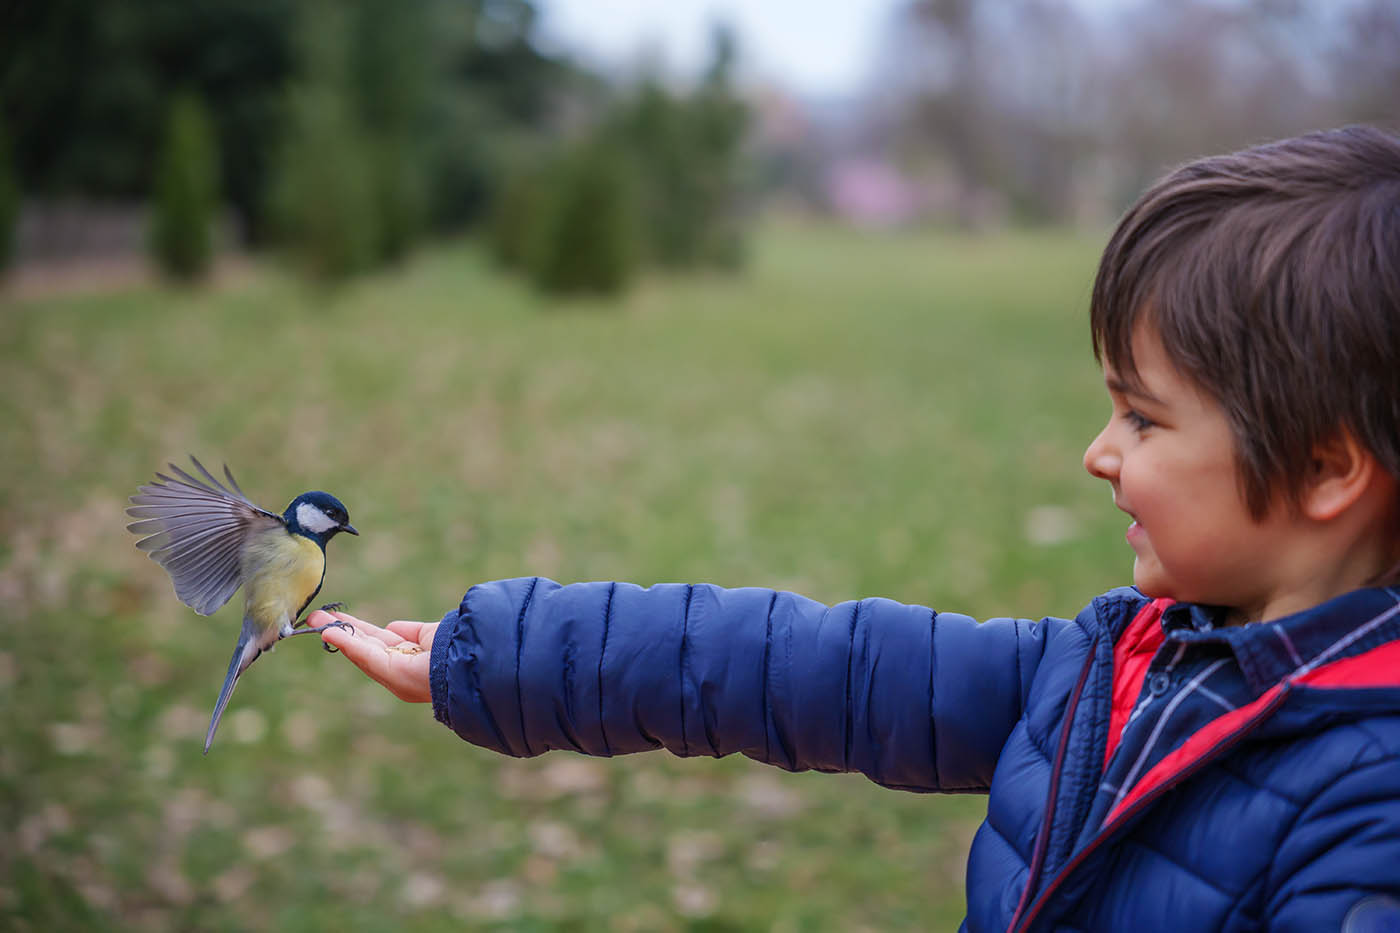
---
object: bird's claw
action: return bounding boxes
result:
[315,618,355,653]
[312,604,351,652]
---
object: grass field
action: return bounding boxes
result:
[0,224,1128,930]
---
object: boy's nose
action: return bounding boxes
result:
[1083,427,1120,481]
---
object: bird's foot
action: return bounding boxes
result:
[286,618,356,653]
[312,603,350,652]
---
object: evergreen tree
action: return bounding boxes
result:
[528,141,638,295]
[620,80,705,267]
[615,25,750,271]
[1,0,294,242]
[268,0,377,280]
[353,0,431,262]
[689,25,749,268]
[0,119,18,274]
[149,93,220,279]
[488,161,548,270]
[369,138,429,263]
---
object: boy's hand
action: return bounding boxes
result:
[307,609,435,703]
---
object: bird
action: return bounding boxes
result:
[126,457,359,754]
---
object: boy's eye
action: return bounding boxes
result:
[1122,409,1155,432]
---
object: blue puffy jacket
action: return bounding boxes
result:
[428,578,1400,931]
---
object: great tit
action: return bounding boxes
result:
[127,457,358,754]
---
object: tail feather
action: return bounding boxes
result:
[205,622,262,755]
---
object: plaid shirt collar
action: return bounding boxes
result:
[1156,586,1400,696]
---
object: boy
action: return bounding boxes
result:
[313,126,1400,931]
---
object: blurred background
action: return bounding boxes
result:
[0,0,1395,929]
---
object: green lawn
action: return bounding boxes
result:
[0,224,1128,931]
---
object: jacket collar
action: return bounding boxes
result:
[1158,587,1400,695]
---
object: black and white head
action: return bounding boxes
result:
[284,491,358,544]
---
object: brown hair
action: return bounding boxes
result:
[1090,125,1400,518]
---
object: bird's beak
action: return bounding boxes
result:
[341,523,359,536]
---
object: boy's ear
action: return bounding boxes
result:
[1301,430,1384,522]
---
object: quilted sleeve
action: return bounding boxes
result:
[1266,753,1400,931]
[428,577,1065,792]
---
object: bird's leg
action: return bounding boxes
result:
[311,603,352,653]
[284,609,356,654]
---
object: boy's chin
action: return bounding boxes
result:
[1131,560,1172,599]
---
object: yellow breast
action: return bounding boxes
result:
[241,531,325,628]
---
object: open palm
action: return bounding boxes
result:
[307,609,436,703]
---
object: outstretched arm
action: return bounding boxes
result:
[316,578,1071,792]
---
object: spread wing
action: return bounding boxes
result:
[126,457,284,616]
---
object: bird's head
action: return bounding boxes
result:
[284,491,358,544]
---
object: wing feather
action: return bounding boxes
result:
[159,535,238,577]
[126,457,284,616]
[178,542,245,601]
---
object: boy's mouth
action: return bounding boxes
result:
[1125,518,1146,546]
[1114,499,1144,542]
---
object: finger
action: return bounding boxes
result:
[309,608,387,638]
[328,616,406,647]
[332,632,431,702]
[306,608,354,630]
[320,622,356,652]
[385,620,427,642]
[322,608,374,632]
[322,622,397,686]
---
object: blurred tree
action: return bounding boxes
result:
[488,161,549,270]
[140,0,295,244]
[1,0,164,198]
[876,0,1094,226]
[528,140,638,294]
[0,118,16,274]
[427,0,597,232]
[905,0,991,227]
[267,0,377,280]
[689,25,750,268]
[866,0,1400,225]
[149,93,220,279]
[1334,0,1400,126]
[0,0,587,254]
[616,25,750,268]
[4,0,1393,263]
[1101,0,1328,199]
[617,80,702,266]
[0,0,294,242]
[484,23,750,297]
[353,0,431,262]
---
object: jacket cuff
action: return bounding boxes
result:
[429,601,463,728]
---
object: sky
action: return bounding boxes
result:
[535,0,911,98]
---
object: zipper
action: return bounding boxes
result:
[1004,639,1099,932]
[1009,684,1291,932]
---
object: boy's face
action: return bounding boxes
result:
[1083,325,1288,615]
